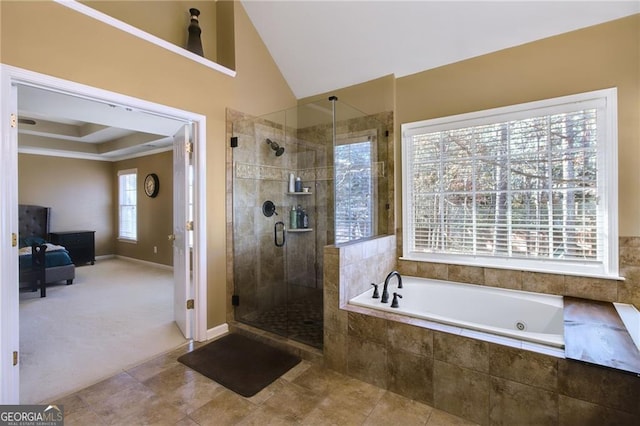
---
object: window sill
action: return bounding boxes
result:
[399,255,625,282]
[118,238,138,244]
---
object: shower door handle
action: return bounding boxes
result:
[274,221,285,247]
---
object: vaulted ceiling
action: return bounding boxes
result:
[241,0,640,98]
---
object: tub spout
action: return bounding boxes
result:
[382,271,402,303]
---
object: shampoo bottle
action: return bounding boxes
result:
[296,205,303,228]
[289,206,297,229]
[295,177,302,192]
[288,173,295,193]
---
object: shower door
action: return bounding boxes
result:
[229,99,390,349]
[231,152,288,339]
[230,103,332,349]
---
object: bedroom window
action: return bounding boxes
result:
[118,169,137,241]
[401,88,619,278]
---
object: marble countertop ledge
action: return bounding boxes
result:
[563,296,640,376]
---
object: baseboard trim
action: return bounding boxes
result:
[206,323,229,341]
[114,255,173,271]
[95,254,115,261]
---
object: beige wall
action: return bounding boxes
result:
[229,3,295,116]
[2,0,296,329]
[396,15,640,237]
[81,0,219,64]
[113,151,174,266]
[216,0,235,71]
[18,154,114,256]
[18,151,174,265]
[299,74,396,117]
[301,15,639,238]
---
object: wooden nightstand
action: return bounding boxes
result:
[50,231,95,265]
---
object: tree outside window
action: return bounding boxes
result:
[402,89,618,278]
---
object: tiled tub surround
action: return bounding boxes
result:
[324,235,640,425]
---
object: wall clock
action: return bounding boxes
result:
[144,173,159,198]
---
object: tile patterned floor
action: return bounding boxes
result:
[55,341,478,425]
[242,298,324,349]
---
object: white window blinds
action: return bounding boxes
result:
[402,89,618,278]
[118,169,137,241]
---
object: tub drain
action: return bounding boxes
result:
[515,321,526,331]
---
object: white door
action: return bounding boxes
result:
[0,80,20,403]
[173,124,192,338]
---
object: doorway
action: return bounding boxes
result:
[0,64,208,403]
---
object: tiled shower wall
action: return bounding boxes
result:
[226,108,325,321]
[296,110,395,242]
[226,107,395,323]
[324,234,640,425]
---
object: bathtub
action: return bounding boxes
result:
[349,276,564,349]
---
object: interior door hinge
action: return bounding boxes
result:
[186,221,194,231]
[186,299,195,310]
[11,233,17,247]
[186,142,193,154]
[13,351,18,366]
[10,114,17,128]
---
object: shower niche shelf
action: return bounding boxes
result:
[287,228,313,233]
[287,192,313,195]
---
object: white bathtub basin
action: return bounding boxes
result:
[349,276,565,348]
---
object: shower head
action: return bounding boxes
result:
[266,138,285,156]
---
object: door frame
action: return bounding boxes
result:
[0,64,208,403]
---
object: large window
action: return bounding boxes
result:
[335,132,377,244]
[402,89,618,278]
[118,169,137,241]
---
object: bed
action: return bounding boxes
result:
[19,205,75,297]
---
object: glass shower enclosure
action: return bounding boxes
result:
[229,98,391,349]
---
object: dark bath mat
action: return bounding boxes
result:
[177,333,301,397]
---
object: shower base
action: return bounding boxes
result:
[240,296,323,349]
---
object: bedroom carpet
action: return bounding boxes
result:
[19,257,187,404]
[178,333,301,397]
